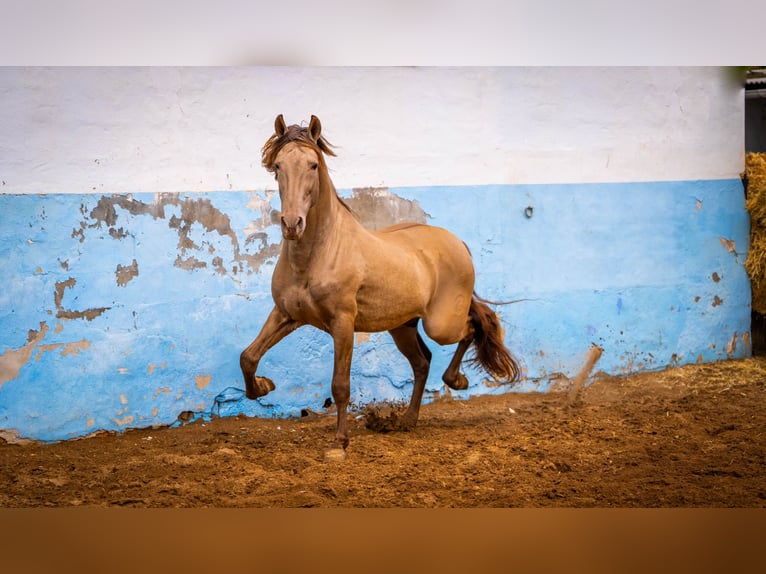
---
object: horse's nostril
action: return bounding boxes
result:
[280,215,304,236]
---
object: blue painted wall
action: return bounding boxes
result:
[0,178,751,441]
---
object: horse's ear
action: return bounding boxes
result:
[275,114,287,136]
[308,115,322,143]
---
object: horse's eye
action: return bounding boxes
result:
[310,162,318,171]
[274,163,281,172]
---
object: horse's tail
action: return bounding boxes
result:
[467,294,521,382]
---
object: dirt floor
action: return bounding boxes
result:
[1,357,765,508]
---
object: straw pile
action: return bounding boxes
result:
[744,153,766,314]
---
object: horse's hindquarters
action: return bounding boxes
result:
[357,225,475,341]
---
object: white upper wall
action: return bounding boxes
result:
[0,67,744,194]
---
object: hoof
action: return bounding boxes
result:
[324,447,347,462]
[246,376,275,399]
[445,372,469,391]
[399,415,417,431]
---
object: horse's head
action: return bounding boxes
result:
[263,114,334,241]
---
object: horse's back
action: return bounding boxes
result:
[375,222,468,253]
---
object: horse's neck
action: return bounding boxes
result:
[283,175,357,272]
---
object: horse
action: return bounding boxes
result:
[240,114,520,461]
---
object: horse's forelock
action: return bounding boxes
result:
[261,123,336,172]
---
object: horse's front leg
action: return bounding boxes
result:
[240,306,299,399]
[325,316,356,462]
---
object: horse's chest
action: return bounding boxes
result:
[276,284,314,319]
[275,281,338,327]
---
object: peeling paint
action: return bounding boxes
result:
[195,374,212,390]
[0,320,93,389]
[34,339,90,360]
[84,193,281,279]
[245,190,280,235]
[727,332,738,356]
[54,278,110,321]
[0,177,751,442]
[0,322,49,387]
[174,254,207,271]
[62,340,90,357]
[148,364,167,377]
[113,415,135,427]
[116,259,139,286]
[0,68,752,444]
[718,237,739,257]
[355,332,371,345]
[0,429,35,445]
[346,187,429,230]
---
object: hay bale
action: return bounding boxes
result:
[744,153,766,314]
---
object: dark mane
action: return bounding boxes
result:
[261,123,336,173]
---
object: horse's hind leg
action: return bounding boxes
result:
[442,325,475,391]
[389,318,432,429]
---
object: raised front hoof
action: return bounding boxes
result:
[444,372,469,391]
[324,447,347,463]
[245,376,275,399]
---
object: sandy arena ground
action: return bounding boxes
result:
[1,357,764,507]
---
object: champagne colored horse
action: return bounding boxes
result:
[240,115,520,460]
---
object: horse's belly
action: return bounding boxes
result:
[353,283,427,332]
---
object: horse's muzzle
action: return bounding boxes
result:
[281,215,304,240]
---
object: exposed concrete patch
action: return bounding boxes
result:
[727,331,743,357]
[85,193,281,278]
[0,429,35,445]
[116,259,139,286]
[355,332,371,345]
[174,254,207,271]
[113,415,135,427]
[0,314,92,388]
[0,322,49,387]
[61,339,90,357]
[727,334,736,356]
[54,277,110,321]
[245,190,280,233]
[89,194,169,226]
[35,340,91,360]
[712,295,724,307]
[345,187,429,230]
[79,191,429,286]
[212,256,226,275]
[195,374,212,390]
[719,237,740,260]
